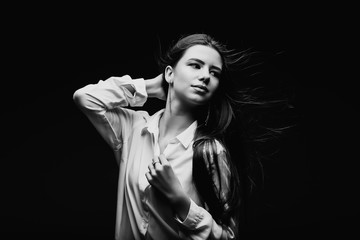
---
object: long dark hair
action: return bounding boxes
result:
[156,33,292,236]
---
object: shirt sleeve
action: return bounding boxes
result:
[175,144,237,240]
[176,199,236,240]
[73,75,148,152]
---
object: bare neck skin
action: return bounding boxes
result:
[158,92,196,154]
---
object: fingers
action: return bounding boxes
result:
[145,172,153,182]
[146,155,169,184]
[146,158,161,184]
[148,162,156,175]
[158,154,169,165]
[152,158,161,167]
[147,157,162,180]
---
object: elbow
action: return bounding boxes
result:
[73,88,88,109]
[73,88,82,105]
[72,86,104,114]
[73,87,81,99]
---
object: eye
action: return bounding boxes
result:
[189,63,201,69]
[210,70,221,78]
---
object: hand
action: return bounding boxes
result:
[145,154,190,220]
[145,73,166,101]
[145,154,183,199]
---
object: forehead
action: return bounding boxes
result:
[180,45,223,67]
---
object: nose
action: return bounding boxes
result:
[199,68,210,84]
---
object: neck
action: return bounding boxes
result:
[159,96,196,139]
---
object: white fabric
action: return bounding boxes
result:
[73,75,235,239]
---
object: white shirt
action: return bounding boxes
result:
[73,75,236,240]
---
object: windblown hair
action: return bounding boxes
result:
[156,33,292,237]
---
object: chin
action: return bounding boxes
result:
[181,92,212,107]
[188,98,210,107]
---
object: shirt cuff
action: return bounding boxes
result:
[174,199,204,229]
[130,77,148,105]
[117,75,148,107]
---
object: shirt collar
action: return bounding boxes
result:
[176,120,197,149]
[141,109,198,149]
[141,109,164,136]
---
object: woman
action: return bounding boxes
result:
[73,33,273,239]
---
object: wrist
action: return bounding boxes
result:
[145,78,160,98]
[170,191,191,221]
[145,74,166,100]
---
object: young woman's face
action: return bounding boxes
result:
[167,44,223,107]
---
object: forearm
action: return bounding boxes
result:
[72,75,147,150]
[175,199,237,240]
[145,74,166,100]
[123,73,165,100]
[73,75,147,112]
[170,191,191,221]
[145,78,159,98]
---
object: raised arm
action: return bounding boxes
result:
[73,74,164,151]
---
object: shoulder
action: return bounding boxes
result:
[130,110,150,128]
[131,109,164,130]
[200,138,227,157]
[203,139,230,166]
[214,139,226,155]
[213,140,232,173]
[137,110,150,120]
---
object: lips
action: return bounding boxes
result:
[192,85,209,93]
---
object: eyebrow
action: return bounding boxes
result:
[187,58,222,72]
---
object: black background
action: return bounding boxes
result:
[1,3,358,239]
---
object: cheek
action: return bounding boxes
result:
[175,71,192,88]
[211,79,220,91]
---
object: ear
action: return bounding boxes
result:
[164,65,174,84]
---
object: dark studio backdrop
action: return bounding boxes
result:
[1,3,358,239]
